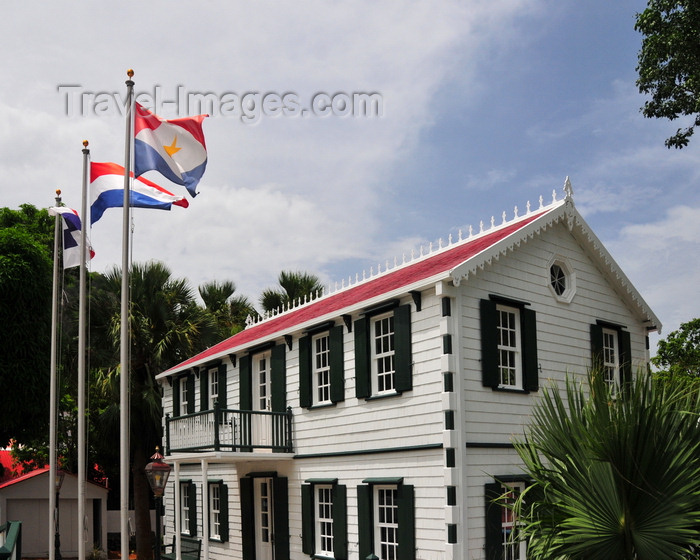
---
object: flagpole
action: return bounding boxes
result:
[120,69,135,560]
[77,140,90,560]
[48,189,62,560]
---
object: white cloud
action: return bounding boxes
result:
[604,204,700,338]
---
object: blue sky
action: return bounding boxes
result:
[1,0,698,351]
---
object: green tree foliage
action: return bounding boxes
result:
[652,318,700,378]
[260,270,324,313]
[636,1,700,148]
[199,279,256,337]
[509,371,700,559]
[0,222,53,445]
[90,261,219,560]
[0,204,54,252]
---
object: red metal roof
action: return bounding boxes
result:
[160,206,556,377]
[0,466,49,489]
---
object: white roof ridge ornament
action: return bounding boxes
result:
[564,176,574,200]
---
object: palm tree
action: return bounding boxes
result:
[91,261,218,560]
[508,371,700,559]
[199,280,256,337]
[260,270,324,313]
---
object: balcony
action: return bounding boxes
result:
[165,405,293,455]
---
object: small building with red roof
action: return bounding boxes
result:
[155,183,660,560]
[0,466,108,558]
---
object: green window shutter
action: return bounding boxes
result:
[300,484,314,555]
[273,476,290,560]
[397,484,415,560]
[484,483,502,560]
[354,317,370,399]
[186,373,196,414]
[240,355,252,411]
[299,335,312,408]
[521,307,539,392]
[619,330,632,384]
[590,323,604,371]
[219,482,229,542]
[240,477,255,560]
[480,299,499,388]
[356,484,372,560]
[271,344,287,413]
[188,482,198,536]
[200,367,209,411]
[330,325,345,403]
[394,304,413,393]
[173,376,181,417]
[332,484,348,560]
[218,363,228,408]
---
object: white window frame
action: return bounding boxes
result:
[208,366,219,410]
[315,484,334,557]
[374,485,398,560]
[371,312,396,395]
[180,481,191,536]
[501,481,527,560]
[180,377,189,416]
[254,351,272,412]
[547,254,576,303]
[312,332,332,405]
[209,482,221,540]
[602,327,620,389]
[497,304,523,389]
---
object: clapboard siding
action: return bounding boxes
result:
[456,223,649,442]
[292,292,446,455]
[159,201,658,560]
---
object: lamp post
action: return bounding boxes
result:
[54,470,65,560]
[145,447,171,560]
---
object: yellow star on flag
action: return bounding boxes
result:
[163,136,182,158]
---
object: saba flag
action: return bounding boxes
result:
[48,206,95,269]
[133,102,208,197]
[90,161,190,224]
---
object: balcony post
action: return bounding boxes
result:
[213,402,220,451]
[286,406,293,453]
[165,414,171,455]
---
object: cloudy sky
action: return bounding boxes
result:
[2,0,698,351]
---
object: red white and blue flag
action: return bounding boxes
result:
[48,206,95,269]
[133,102,208,197]
[90,161,190,224]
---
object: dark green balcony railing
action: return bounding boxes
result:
[165,404,293,454]
[0,521,22,560]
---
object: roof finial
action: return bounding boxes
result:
[564,176,574,200]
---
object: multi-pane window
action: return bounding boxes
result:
[501,483,526,560]
[375,486,399,560]
[259,479,271,544]
[550,264,566,296]
[316,485,334,556]
[209,367,219,409]
[302,481,348,558]
[180,481,191,535]
[602,328,619,387]
[210,483,221,539]
[313,333,331,404]
[372,313,396,394]
[497,304,522,389]
[180,377,190,415]
[255,353,271,411]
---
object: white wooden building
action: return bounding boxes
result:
[155,183,660,560]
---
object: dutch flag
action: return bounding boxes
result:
[90,161,190,224]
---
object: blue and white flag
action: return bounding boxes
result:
[48,206,94,269]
